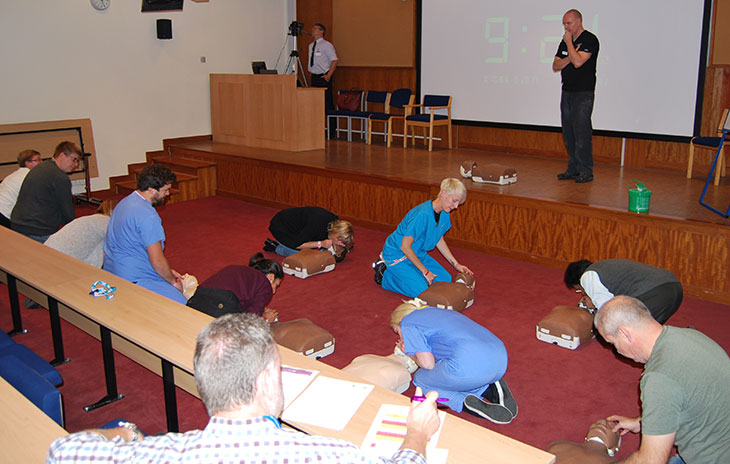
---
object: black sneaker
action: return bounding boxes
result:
[557,171,578,180]
[373,260,386,285]
[481,382,498,402]
[463,394,513,424]
[481,380,518,419]
[574,172,594,183]
[495,379,518,418]
[263,238,278,253]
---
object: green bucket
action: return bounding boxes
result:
[628,180,652,213]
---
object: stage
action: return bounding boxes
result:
[162,135,730,304]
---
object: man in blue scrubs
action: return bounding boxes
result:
[103,165,186,304]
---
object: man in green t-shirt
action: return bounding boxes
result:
[595,296,730,463]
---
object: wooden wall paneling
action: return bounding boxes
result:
[710,0,730,66]
[622,138,648,168]
[296,0,333,86]
[335,67,417,94]
[701,66,730,135]
[217,157,430,228]
[592,135,622,165]
[457,125,567,159]
[332,0,415,67]
[446,190,730,302]
[645,140,690,170]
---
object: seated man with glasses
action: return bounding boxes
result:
[10,141,81,243]
[0,149,42,229]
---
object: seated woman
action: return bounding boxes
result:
[44,199,117,268]
[263,206,353,260]
[195,253,283,322]
[390,300,517,424]
[378,178,472,298]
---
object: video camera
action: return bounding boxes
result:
[288,21,304,37]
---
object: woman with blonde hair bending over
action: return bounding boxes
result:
[377,178,472,297]
[391,300,516,424]
[264,206,353,262]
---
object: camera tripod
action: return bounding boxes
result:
[285,49,309,87]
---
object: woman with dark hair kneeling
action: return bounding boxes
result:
[188,253,283,322]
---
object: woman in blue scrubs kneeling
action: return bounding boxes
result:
[390,300,518,424]
[378,178,473,298]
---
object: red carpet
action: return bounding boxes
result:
[3,195,730,458]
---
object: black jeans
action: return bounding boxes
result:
[560,90,595,176]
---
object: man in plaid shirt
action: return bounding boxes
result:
[47,313,440,463]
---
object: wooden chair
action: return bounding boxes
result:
[687,108,728,185]
[367,88,414,147]
[403,95,452,151]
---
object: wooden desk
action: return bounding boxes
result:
[0,377,67,463]
[0,228,553,463]
[277,348,555,464]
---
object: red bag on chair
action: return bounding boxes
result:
[336,90,361,111]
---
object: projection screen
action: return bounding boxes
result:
[420,0,710,138]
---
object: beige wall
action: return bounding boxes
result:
[0,1,292,190]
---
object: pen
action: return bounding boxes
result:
[411,396,448,403]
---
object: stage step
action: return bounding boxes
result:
[107,150,217,204]
[112,180,182,203]
[149,154,215,176]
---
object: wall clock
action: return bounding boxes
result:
[90,0,110,11]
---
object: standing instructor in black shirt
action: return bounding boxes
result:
[553,9,599,184]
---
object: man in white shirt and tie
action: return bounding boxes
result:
[308,23,338,113]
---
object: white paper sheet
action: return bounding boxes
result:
[282,375,373,430]
[281,365,319,410]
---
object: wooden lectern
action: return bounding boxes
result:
[210,74,325,151]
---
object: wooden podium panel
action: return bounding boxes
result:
[210,74,324,151]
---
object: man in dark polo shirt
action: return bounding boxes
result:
[553,9,599,183]
[11,141,80,243]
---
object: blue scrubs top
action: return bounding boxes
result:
[103,192,186,304]
[401,307,508,412]
[382,201,450,264]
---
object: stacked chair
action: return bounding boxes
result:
[326,90,364,141]
[367,88,414,147]
[327,90,389,141]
